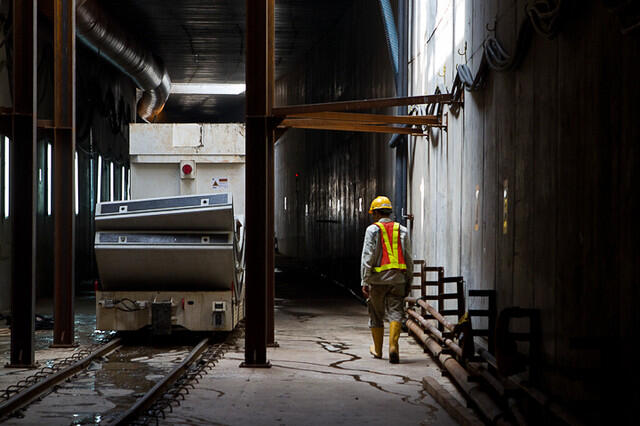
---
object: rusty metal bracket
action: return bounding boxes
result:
[468,289,497,354]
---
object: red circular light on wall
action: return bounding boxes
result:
[182,164,193,175]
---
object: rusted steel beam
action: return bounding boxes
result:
[52,0,76,348]
[287,111,441,126]
[272,93,455,116]
[8,0,37,368]
[242,0,271,368]
[279,118,423,136]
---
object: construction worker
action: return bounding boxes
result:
[361,196,413,364]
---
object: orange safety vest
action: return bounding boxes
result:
[373,221,407,272]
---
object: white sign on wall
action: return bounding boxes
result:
[211,177,229,193]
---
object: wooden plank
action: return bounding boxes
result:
[272,93,455,116]
[288,111,441,125]
[279,118,424,136]
[553,4,579,395]
[422,377,484,426]
[481,0,498,307]
[512,0,535,321]
[460,0,487,332]
[532,30,559,373]
[495,0,517,310]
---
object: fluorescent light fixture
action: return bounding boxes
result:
[74,152,79,215]
[121,166,125,201]
[110,162,114,201]
[97,155,102,202]
[4,137,9,218]
[47,143,52,216]
[171,83,246,95]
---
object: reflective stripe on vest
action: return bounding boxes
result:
[373,221,407,272]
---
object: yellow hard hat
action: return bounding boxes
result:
[369,196,393,213]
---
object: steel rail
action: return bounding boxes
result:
[0,338,122,419]
[110,337,210,425]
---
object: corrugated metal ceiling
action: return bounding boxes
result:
[102,0,356,122]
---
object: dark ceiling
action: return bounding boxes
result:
[102,0,356,123]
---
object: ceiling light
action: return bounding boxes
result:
[171,83,246,95]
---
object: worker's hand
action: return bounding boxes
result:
[362,285,370,299]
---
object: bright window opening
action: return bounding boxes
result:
[121,166,125,201]
[47,143,52,216]
[74,152,79,215]
[4,137,9,218]
[97,155,102,202]
[110,162,114,201]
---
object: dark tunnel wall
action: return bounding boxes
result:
[408,0,640,420]
[274,0,398,290]
[0,17,136,307]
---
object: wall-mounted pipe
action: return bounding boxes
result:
[76,0,170,122]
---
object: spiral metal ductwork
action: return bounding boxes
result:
[76,0,171,121]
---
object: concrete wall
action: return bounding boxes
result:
[274,0,397,287]
[408,0,639,419]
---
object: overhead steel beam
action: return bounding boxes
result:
[242,0,272,368]
[287,111,441,126]
[278,118,424,136]
[272,93,455,116]
[52,0,76,347]
[8,0,37,368]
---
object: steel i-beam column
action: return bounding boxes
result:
[52,0,76,347]
[242,0,272,367]
[8,0,37,368]
[266,0,277,348]
[394,0,408,226]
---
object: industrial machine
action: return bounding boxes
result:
[94,123,245,333]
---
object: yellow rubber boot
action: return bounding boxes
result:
[369,327,384,359]
[389,321,401,364]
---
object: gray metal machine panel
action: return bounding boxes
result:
[96,193,234,231]
[95,231,234,291]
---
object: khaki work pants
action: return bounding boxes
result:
[367,283,406,328]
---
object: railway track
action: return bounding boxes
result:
[0,328,239,425]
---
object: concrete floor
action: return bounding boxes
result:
[0,284,475,425]
[161,293,468,425]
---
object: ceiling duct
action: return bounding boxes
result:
[76,0,171,122]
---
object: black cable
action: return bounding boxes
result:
[484,18,534,72]
[526,0,564,39]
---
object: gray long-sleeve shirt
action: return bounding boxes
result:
[360,218,413,287]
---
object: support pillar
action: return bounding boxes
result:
[266,0,277,347]
[393,0,408,225]
[52,0,76,347]
[8,0,37,368]
[242,0,272,367]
